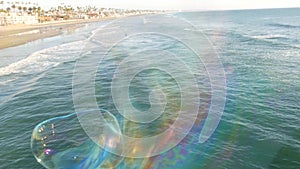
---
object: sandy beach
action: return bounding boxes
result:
[0,18,114,49]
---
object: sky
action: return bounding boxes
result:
[3,0,300,11]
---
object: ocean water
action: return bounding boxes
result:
[0,8,300,169]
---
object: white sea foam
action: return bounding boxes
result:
[250,34,287,40]
[0,40,86,77]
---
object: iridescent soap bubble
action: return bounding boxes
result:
[31,110,124,169]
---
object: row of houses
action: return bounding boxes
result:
[0,5,162,26]
[0,12,38,25]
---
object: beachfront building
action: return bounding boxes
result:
[0,11,38,25]
[0,1,39,25]
[2,12,38,24]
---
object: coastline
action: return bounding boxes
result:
[0,17,116,49]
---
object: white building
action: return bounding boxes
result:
[0,12,38,25]
[0,1,39,25]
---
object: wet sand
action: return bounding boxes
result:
[0,18,113,49]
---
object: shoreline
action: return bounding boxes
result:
[0,17,118,49]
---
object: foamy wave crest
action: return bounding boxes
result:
[0,40,86,76]
[250,34,287,40]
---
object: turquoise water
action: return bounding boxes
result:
[1,8,300,168]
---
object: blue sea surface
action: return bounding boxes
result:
[0,8,299,168]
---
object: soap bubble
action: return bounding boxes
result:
[31,110,124,169]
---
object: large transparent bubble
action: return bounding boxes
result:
[31,110,125,169]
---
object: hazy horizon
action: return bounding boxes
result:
[2,0,300,11]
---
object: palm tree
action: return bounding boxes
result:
[37,6,41,16]
[0,1,4,10]
[32,6,36,14]
[11,4,16,13]
[17,6,21,13]
[0,1,4,12]
[22,6,26,14]
[28,7,32,14]
[6,7,10,15]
